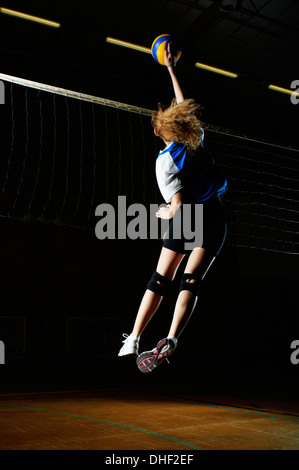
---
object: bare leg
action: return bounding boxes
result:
[131,248,184,337]
[167,247,215,338]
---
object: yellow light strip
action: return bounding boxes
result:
[106,37,239,79]
[195,61,238,78]
[106,37,151,54]
[0,7,61,28]
[268,84,299,97]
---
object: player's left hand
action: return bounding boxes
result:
[155,205,172,219]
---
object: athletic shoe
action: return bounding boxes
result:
[118,333,139,357]
[136,337,177,373]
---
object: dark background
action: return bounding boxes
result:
[0,0,298,401]
[1,0,299,145]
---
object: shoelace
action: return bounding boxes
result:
[121,333,139,344]
[161,339,177,363]
[161,345,171,363]
[122,333,129,343]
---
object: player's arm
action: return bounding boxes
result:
[164,42,185,104]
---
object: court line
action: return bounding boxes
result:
[1,393,299,422]
[0,403,205,450]
[159,395,299,423]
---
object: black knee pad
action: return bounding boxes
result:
[147,271,172,296]
[179,273,201,296]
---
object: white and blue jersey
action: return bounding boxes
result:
[156,132,227,204]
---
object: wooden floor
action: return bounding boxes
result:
[1,386,299,450]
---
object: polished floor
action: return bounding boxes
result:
[1,383,299,450]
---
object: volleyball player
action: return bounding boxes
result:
[118,43,228,373]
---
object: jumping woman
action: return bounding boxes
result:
[118,43,228,373]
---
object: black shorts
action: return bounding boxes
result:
[162,196,227,255]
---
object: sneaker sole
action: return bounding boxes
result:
[136,338,175,373]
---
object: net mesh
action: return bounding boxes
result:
[205,128,299,255]
[0,73,298,255]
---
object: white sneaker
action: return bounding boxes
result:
[118,333,139,357]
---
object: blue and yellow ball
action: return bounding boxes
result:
[151,34,182,66]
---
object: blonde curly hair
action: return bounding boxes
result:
[151,98,203,150]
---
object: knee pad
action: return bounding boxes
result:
[179,273,201,296]
[147,271,172,296]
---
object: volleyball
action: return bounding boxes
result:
[151,34,182,66]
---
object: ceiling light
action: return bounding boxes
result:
[220,0,238,11]
[0,7,61,28]
[106,37,151,54]
[195,61,238,78]
[268,84,299,97]
[106,37,239,79]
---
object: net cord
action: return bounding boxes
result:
[0,73,153,116]
[1,72,299,154]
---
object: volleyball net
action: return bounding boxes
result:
[0,72,298,255]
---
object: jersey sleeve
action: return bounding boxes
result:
[155,151,184,204]
[200,127,205,146]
